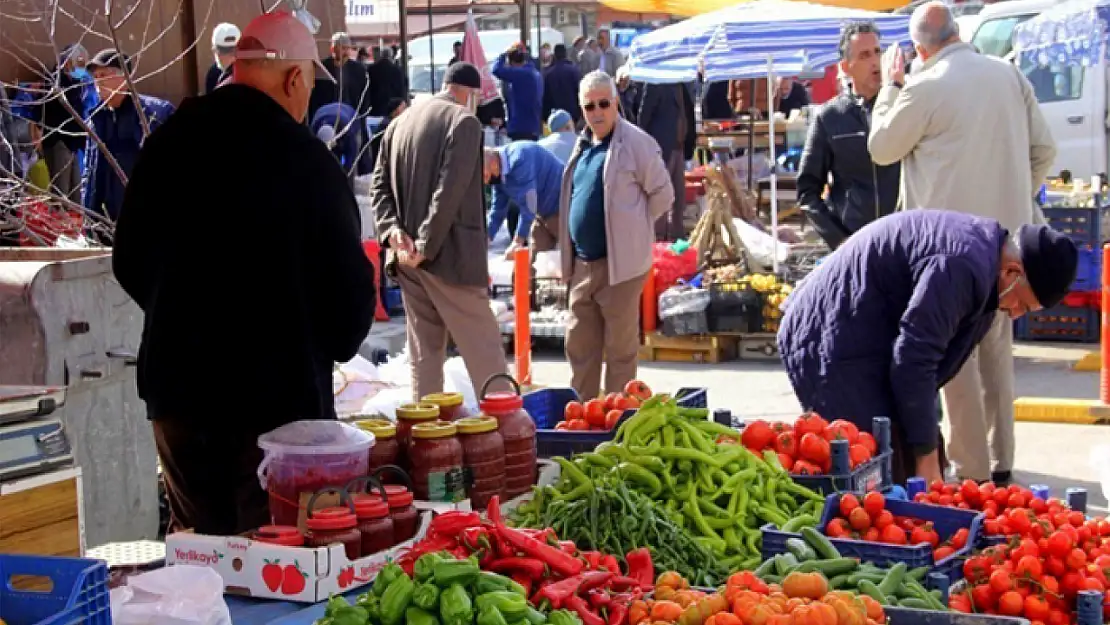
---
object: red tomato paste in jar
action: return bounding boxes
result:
[304,507,362,561]
[395,403,439,461]
[421,392,465,421]
[384,485,419,542]
[408,421,466,503]
[352,494,396,554]
[455,417,505,509]
[478,375,536,498]
[357,419,400,473]
[253,525,304,546]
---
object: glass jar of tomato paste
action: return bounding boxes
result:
[352,495,395,554]
[253,525,304,547]
[303,490,361,560]
[455,417,505,509]
[382,484,420,542]
[409,421,466,503]
[422,393,466,421]
[395,403,439,463]
[357,419,400,473]
[478,374,536,497]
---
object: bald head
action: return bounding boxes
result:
[910,1,960,57]
[233,58,315,122]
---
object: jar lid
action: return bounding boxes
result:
[351,494,391,519]
[396,403,440,421]
[411,420,458,440]
[479,391,524,414]
[305,507,358,531]
[456,416,499,434]
[421,392,464,407]
[355,419,397,439]
[254,525,304,546]
[384,485,415,507]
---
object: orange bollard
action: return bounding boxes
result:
[641,266,657,334]
[1101,243,1110,404]
[513,247,532,385]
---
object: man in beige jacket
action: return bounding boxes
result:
[868,1,1057,484]
[560,71,674,399]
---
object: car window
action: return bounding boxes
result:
[1021,61,1085,102]
[972,15,1034,57]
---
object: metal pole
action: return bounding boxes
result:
[519,0,531,49]
[428,0,436,91]
[767,55,778,276]
[399,0,409,84]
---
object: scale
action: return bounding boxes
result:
[0,385,73,481]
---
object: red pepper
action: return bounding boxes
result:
[531,580,555,607]
[587,590,612,609]
[511,572,533,597]
[583,551,603,570]
[460,526,491,551]
[566,595,606,625]
[558,541,578,555]
[429,511,482,537]
[608,576,645,592]
[535,571,614,609]
[488,557,548,579]
[600,554,621,574]
[607,600,629,625]
[487,497,584,578]
[624,548,654,591]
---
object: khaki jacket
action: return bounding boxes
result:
[868,43,1056,233]
[558,118,674,286]
[372,93,489,287]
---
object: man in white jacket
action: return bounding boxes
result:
[868,1,1057,485]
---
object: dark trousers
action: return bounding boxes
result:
[153,419,270,535]
[889,421,948,485]
[507,204,520,241]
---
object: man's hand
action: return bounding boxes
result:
[884,46,906,86]
[397,249,425,268]
[388,227,415,253]
[914,449,943,484]
[503,237,527,259]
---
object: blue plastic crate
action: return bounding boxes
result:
[1014,302,1098,342]
[384,287,404,316]
[0,554,111,625]
[788,417,894,495]
[1073,247,1101,290]
[1043,206,1102,248]
[523,386,708,458]
[762,494,983,586]
[885,607,1029,625]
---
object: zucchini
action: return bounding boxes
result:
[878,562,908,597]
[774,553,799,576]
[898,598,932,609]
[800,527,841,559]
[753,557,777,578]
[785,538,817,562]
[828,574,850,589]
[858,579,890,606]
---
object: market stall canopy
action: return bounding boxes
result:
[625,0,911,83]
[1012,0,1110,65]
[600,0,908,17]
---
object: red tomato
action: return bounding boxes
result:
[823,419,860,443]
[603,409,622,430]
[741,419,776,451]
[623,379,652,400]
[857,431,878,456]
[567,419,590,431]
[564,401,585,421]
[1065,548,1087,570]
[826,518,851,538]
[880,524,906,544]
[934,546,955,561]
[584,399,606,426]
[997,591,1025,617]
[972,584,996,611]
[951,528,970,550]
[794,411,828,438]
[839,493,861,518]
[849,507,872,532]
[776,453,795,471]
[848,444,872,468]
[792,459,822,475]
[990,569,1015,594]
[554,421,569,430]
[910,523,940,547]
[863,491,886,518]
[874,510,895,530]
[798,432,831,465]
[863,527,881,542]
[1047,531,1075,559]
[774,431,798,457]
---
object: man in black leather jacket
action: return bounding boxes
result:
[798,21,900,250]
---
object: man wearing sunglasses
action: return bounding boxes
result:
[558,70,674,400]
[777,210,1077,486]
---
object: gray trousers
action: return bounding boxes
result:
[43,142,81,204]
[655,150,686,241]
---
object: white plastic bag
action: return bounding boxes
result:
[533,250,562,279]
[110,565,231,625]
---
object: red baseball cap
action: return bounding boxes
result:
[235,11,334,82]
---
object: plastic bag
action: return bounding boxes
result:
[658,284,710,318]
[652,242,698,296]
[533,250,561,279]
[110,565,231,625]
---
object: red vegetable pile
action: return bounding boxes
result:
[824,492,970,562]
[398,496,655,625]
[740,413,877,476]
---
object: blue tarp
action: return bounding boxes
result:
[1013,0,1110,66]
[625,0,911,83]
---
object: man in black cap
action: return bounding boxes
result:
[83,48,174,243]
[778,209,1077,485]
[372,62,510,400]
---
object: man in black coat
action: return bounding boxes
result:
[542,44,581,124]
[367,47,408,116]
[637,81,696,240]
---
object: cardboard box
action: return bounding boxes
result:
[165,511,431,603]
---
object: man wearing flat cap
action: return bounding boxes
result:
[778,210,1077,486]
[83,48,175,243]
[373,62,510,400]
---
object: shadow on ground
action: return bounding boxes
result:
[1012,470,1108,514]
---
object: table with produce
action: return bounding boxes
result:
[152,383,1109,625]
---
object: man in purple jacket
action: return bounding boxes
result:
[778,210,1077,484]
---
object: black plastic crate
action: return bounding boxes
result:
[662,311,709,336]
[708,283,763,333]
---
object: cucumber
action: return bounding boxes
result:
[898,598,932,609]
[878,562,908,597]
[858,579,890,606]
[828,574,850,589]
[753,558,777,578]
[800,527,841,559]
[774,553,799,576]
[811,558,860,577]
[785,538,817,562]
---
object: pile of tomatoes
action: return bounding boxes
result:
[824,492,969,562]
[949,500,1110,624]
[740,412,877,476]
[553,380,653,432]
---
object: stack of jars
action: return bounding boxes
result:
[478,374,537,498]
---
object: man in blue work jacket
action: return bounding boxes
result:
[83,49,174,244]
[483,141,564,256]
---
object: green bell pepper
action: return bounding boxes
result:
[478,607,510,625]
[439,583,474,625]
[434,558,480,588]
[475,592,528,620]
[373,563,406,596]
[332,607,370,625]
[475,571,527,596]
[547,609,581,625]
[380,573,416,625]
[407,606,442,625]
[324,596,350,617]
[355,593,381,622]
[416,553,447,583]
[414,582,442,611]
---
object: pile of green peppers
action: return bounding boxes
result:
[315,554,586,625]
[512,396,826,574]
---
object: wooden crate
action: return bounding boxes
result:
[0,467,84,558]
[737,332,781,361]
[639,332,737,364]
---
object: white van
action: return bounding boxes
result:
[406,28,565,96]
[971,0,1106,179]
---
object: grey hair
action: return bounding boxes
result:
[579,70,618,101]
[380,46,394,61]
[910,2,959,49]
